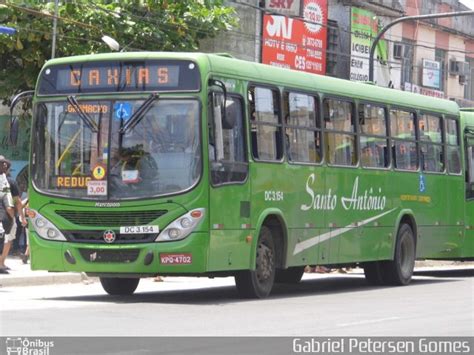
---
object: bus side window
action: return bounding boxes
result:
[446,118,461,174]
[467,145,474,199]
[323,98,356,166]
[248,86,283,161]
[391,109,417,171]
[283,91,321,164]
[419,114,444,173]
[359,103,388,169]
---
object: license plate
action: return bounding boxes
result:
[160,253,192,265]
[119,225,159,234]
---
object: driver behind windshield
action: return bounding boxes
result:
[110,144,159,195]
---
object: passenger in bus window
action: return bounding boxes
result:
[361,145,374,167]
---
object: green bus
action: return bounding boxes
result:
[21,52,473,298]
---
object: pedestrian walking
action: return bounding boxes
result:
[0,156,27,273]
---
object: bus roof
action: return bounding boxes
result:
[42,51,460,117]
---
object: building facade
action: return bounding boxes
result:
[199,0,474,106]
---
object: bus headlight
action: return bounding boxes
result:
[155,208,205,242]
[29,209,67,241]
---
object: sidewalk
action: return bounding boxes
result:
[0,256,87,287]
[0,257,472,288]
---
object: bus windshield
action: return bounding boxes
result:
[32,98,201,200]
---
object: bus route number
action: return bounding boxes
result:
[264,190,284,202]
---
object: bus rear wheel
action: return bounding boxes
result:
[275,266,305,284]
[383,223,416,285]
[235,226,275,298]
[100,277,140,295]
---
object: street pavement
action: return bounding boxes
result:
[0,255,472,288]
[0,256,86,287]
[1,265,473,337]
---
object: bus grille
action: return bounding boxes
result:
[79,249,140,263]
[55,210,167,227]
[65,231,157,244]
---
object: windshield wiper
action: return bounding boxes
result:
[120,92,159,134]
[67,95,99,132]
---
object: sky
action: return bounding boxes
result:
[459,0,474,10]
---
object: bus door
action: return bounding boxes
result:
[207,91,251,271]
[464,128,474,258]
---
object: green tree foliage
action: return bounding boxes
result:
[0,0,237,103]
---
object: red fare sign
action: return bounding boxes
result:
[262,0,327,75]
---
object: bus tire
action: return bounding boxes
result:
[363,262,385,285]
[275,266,305,284]
[100,277,140,295]
[383,223,416,285]
[235,226,276,298]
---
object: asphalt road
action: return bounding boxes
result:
[1,269,473,337]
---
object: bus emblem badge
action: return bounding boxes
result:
[103,230,116,243]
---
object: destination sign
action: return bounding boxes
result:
[38,60,200,95]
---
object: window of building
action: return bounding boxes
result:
[435,48,446,92]
[446,117,461,174]
[359,104,389,168]
[326,20,339,77]
[283,92,321,163]
[464,58,474,101]
[419,114,444,173]
[209,93,247,185]
[401,39,415,87]
[248,86,283,161]
[390,109,417,171]
[323,98,356,166]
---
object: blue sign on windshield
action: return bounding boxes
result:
[114,102,132,121]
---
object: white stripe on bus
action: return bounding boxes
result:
[293,208,398,255]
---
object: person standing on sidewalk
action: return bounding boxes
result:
[0,156,27,273]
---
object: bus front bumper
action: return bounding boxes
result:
[29,231,209,276]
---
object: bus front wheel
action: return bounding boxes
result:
[100,277,140,295]
[235,226,276,298]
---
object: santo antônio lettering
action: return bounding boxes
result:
[300,174,386,211]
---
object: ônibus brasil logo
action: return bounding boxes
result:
[103,230,116,243]
[6,337,54,355]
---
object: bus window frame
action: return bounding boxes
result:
[417,111,446,175]
[388,105,419,173]
[281,87,322,167]
[322,95,358,168]
[208,91,249,188]
[247,83,284,164]
[445,115,463,176]
[357,100,391,171]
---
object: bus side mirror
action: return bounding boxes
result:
[9,90,34,146]
[209,79,234,129]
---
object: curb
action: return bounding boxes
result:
[0,272,89,287]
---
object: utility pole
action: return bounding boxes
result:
[369,11,474,83]
[51,0,59,59]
